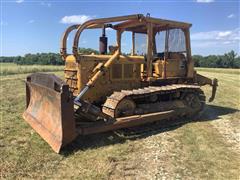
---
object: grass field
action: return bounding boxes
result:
[196,67,240,75]
[0,63,64,76]
[0,65,239,179]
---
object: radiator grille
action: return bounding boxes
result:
[112,64,122,79]
[124,64,134,79]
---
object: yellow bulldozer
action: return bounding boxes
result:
[23,14,218,153]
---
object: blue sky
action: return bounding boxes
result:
[1,0,239,56]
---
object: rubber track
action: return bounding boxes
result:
[102,84,205,118]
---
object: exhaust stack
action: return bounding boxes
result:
[99,26,108,54]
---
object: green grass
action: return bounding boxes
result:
[0,67,239,179]
[0,63,64,76]
[196,67,240,75]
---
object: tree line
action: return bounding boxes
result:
[192,50,240,68]
[0,49,239,68]
[0,48,98,65]
[0,53,63,65]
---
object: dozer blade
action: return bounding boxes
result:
[23,73,77,153]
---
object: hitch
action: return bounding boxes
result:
[195,73,218,102]
[209,78,218,102]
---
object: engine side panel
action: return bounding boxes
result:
[64,55,144,104]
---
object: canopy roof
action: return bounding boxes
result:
[86,14,192,33]
[60,14,192,56]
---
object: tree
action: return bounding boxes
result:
[224,50,237,68]
[233,57,240,68]
[78,47,99,54]
[192,55,203,67]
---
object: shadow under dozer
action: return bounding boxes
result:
[61,104,239,156]
[23,73,211,153]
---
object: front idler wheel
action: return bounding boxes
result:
[114,98,136,118]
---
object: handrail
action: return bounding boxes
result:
[72,14,144,56]
[60,24,80,59]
